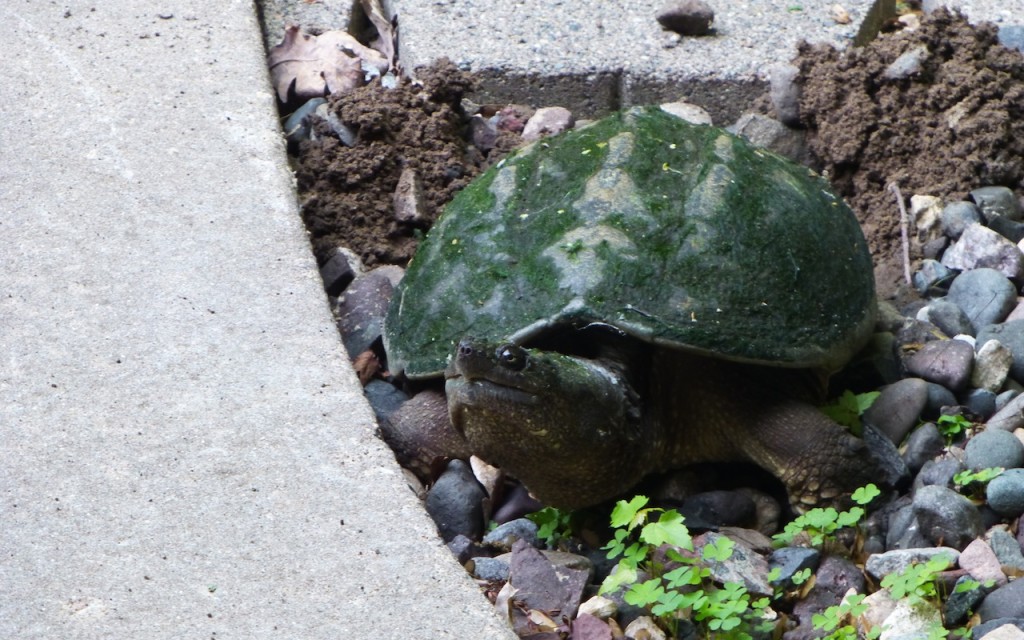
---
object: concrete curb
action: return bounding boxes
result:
[0,1,513,637]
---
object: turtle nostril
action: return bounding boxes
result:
[457,340,475,358]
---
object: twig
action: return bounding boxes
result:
[888,181,912,286]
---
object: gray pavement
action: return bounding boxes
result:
[0,1,513,637]
[4,0,1023,637]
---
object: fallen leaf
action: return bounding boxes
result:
[267,25,388,103]
[352,349,381,384]
[359,0,396,72]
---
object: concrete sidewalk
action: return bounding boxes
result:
[0,1,513,637]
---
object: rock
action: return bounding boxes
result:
[769,63,801,127]
[960,538,1008,587]
[425,459,487,542]
[313,101,356,146]
[448,534,486,565]
[496,104,535,134]
[924,382,958,417]
[578,595,617,620]
[392,166,426,224]
[916,457,965,490]
[493,484,543,524]
[913,259,957,296]
[769,547,821,589]
[944,574,992,626]
[991,215,1024,243]
[882,45,929,80]
[978,623,1024,640]
[521,106,574,142]
[989,393,1024,433]
[655,0,714,36]
[912,484,984,550]
[923,235,950,260]
[659,101,713,125]
[319,246,362,296]
[974,340,1015,393]
[978,321,1024,383]
[997,390,1020,413]
[902,422,945,473]
[946,269,1018,333]
[283,96,327,146]
[727,113,811,165]
[987,469,1024,519]
[571,613,613,639]
[509,539,589,618]
[472,556,511,581]
[379,389,471,481]
[1006,301,1024,323]
[363,379,409,423]
[864,589,943,639]
[334,266,403,357]
[917,299,974,338]
[468,114,498,152]
[905,339,975,392]
[972,186,1022,222]
[830,4,851,24]
[942,200,985,240]
[1000,24,1024,52]
[623,616,666,640]
[966,430,1024,472]
[693,531,772,595]
[790,556,865,636]
[483,518,540,551]
[965,389,999,421]
[977,578,1024,622]
[941,225,1024,282]
[864,378,928,444]
[911,194,944,243]
[989,527,1024,573]
[865,547,959,581]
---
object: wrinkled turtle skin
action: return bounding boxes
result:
[383,106,892,510]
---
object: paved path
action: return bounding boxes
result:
[0,1,512,637]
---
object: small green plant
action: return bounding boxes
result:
[953,467,1003,498]
[822,390,880,435]
[526,506,574,548]
[599,496,772,638]
[880,555,954,604]
[812,592,877,640]
[935,414,972,443]
[773,484,880,547]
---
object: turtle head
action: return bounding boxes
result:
[444,337,646,508]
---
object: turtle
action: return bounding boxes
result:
[383,106,898,511]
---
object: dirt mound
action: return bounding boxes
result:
[794,8,1024,301]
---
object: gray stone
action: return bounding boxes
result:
[319,246,363,297]
[483,518,540,551]
[727,113,810,164]
[284,97,328,145]
[941,225,1024,282]
[660,101,713,125]
[468,114,498,152]
[944,574,992,626]
[914,259,957,296]
[989,393,1024,433]
[1000,25,1024,52]
[695,531,772,595]
[975,620,1024,639]
[471,556,511,581]
[447,534,486,565]
[989,527,1024,573]
[903,423,946,473]
[864,378,929,444]
[882,44,929,79]
[925,382,959,417]
[865,547,959,581]
[978,321,1024,383]
[974,340,1015,393]
[997,390,1021,413]
[965,430,1024,472]
[769,63,801,127]
[363,379,409,424]
[656,0,714,36]
[965,389,999,420]
[990,215,1024,243]
[393,166,427,224]
[790,555,865,638]
[769,547,821,589]
[509,540,588,619]
[942,200,985,240]
[977,579,1024,622]
[916,457,965,490]
[918,298,974,338]
[905,339,975,392]
[425,459,487,542]
[521,106,574,141]
[987,469,1024,519]
[334,266,404,357]
[947,269,1018,333]
[973,186,1023,222]
[913,484,984,550]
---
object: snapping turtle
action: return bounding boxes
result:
[384,106,891,510]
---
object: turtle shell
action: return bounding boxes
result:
[384,106,875,379]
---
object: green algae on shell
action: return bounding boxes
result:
[384,106,875,379]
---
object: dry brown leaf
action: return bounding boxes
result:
[351,349,381,385]
[267,25,388,103]
[359,0,396,71]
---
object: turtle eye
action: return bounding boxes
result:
[496,344,528,371]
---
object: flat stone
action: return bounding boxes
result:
[973,339,1014,393]
[941,224,1024,282]
[905,339,975,392]
[946,268,1018,333]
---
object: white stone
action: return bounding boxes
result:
[980,624,1024,640]
[577,595,617,619]
[521,106,574,141]
[973,340,1014,393]
[659,100,713,125]
[911,194,943,242]
[942,223,1024,282]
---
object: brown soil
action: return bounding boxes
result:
[294,60,514,267]
[794,9,1024,302]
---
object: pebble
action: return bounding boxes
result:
[978,623,1024,640]
[572,613,614,638]
[313,102,356,146]
[917,298,974,337]
[578,595,617,620]
[392,166,426,224]
[989,393,1024,432]
[914,259,957,296]
[997,390,1020,413]
[987,469,1024,518]
[521,106,574,141]
[789,556,865,637]
[496,104,534,134]
[912,484,984,550]
[902,422,945,473]
[655,0,714,36]
[471,556,511,581]
[425,459,486,542]
[924,382,958,416]
[864,547,958,581]
[468,114,498,152]
[977,577,1024,622]
[942,200,985,239]
[727,113,811,165]
[946,268,1018,333]
[990,526,1024,572]
[769,547,821,589]
[990,214,1024,243]
[965,389,999,420]
[905,338,975,392]
[882,44,929,80]
[864,378,928,444]
[769,63,801,127]
[965,429,1024,472]
[659,100,713,125]
[694,532,771,595]
[1000,24,1024,52]
[283,97,327,146]
[974,339,1015,392]
[941,224,1024,282]
[912,194,944,243]
[509,540,589,619]
[447,534,486,565]
[959,538,1008,587]
[319,246,362,297]
[863,589,943,639]
[624,616,667,640]
[973,186,1023,222]
[363,378,409,424]
[945,574,992,626]
[334,265,403,357]
[482,518,540,551]
[978,321,1024,383]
